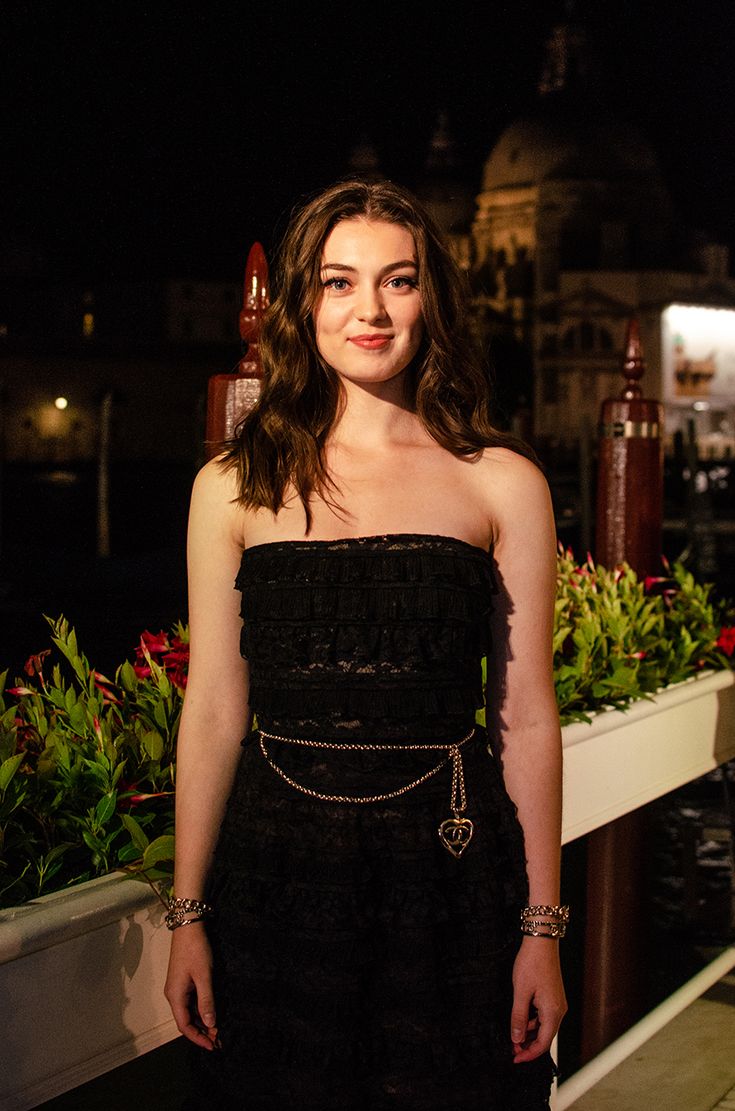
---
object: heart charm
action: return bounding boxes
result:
[438,815,474,858]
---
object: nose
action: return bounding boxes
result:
[354,283,388,324]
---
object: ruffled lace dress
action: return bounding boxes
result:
[187,534,556,1110]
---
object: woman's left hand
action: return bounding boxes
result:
[510,937,568,1063]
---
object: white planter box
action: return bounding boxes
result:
[0,874,176,1111]
[0,668,733,1109]
[561,669,735,843]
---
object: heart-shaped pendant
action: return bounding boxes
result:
[438,815,474,858]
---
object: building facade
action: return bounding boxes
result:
[421,17,735,454]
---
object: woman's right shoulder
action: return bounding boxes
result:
[192,454,240,499]
[188,455,250,545]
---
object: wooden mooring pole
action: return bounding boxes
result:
[205,242,269,456]
[581,317,664,1061]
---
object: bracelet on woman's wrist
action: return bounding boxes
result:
[165,896,214,931]
[520,904,569,939]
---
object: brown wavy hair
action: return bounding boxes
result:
[221,178,536,530]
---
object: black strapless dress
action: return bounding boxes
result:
[187,534,556,1110]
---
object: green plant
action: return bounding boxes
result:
[553,550,731,724]
[0,618,185,909]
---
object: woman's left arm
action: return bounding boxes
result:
[483,450,567,1064]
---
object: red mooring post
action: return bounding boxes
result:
[205,242,269,458]
[581,317,664,1061]
[595,317,663,571]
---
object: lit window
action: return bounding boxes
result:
[82,312,95,338]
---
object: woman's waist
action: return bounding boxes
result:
[249,709,482,744]
[246,679,485,729]
[242,719,488,792]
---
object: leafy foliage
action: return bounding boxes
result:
[0,619,186,909]
[554,550,731,724]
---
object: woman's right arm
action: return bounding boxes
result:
[164,458,252,1050]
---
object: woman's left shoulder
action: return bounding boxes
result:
[474,446,552,517]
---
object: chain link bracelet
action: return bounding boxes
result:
[520,903,570,939]
[165,896,214,931]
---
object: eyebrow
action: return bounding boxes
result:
[320,259,418,275]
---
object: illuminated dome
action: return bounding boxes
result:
[473,14,681,272]
[482,106,664,192]
[482,12,663,193]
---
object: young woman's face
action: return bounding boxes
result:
[313,218,424,389]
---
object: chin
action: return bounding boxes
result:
[341,365,410,386]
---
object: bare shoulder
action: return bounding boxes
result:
[188,455,249,550]
[476,445,547,490]
[192,454,241,501]
[191,456,242,514]
[474,447,553,546]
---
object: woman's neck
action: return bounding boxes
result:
[328,377,420,451]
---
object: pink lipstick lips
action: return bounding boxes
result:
[349,334,392,349]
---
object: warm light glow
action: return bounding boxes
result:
[661,303,735,404]
[82,311,95,338]
[54,396,68,410]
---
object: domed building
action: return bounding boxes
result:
[424,14,735,449]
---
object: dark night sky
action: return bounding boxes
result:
[4,1,735,284]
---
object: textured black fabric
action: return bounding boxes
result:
[188,534,556,1109]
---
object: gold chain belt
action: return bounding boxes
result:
[257,726,476,859]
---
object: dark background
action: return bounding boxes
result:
[5,1,735,280]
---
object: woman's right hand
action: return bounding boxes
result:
[164,925,219,1050]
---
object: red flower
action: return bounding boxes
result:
[130,628,189,685]
[168,667,188,690]
[644,576,678,601]
[137,631,170,656]
[716,627,735,657]
[93,671,122,704]
[24,650,50,678]
[128,790,174,806]
[7,686,34,696]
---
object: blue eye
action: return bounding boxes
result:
[323,277,350,291]
[386,276,418,289]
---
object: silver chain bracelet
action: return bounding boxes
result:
[165,896,214,931]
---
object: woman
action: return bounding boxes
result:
[165,179,567,1110]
